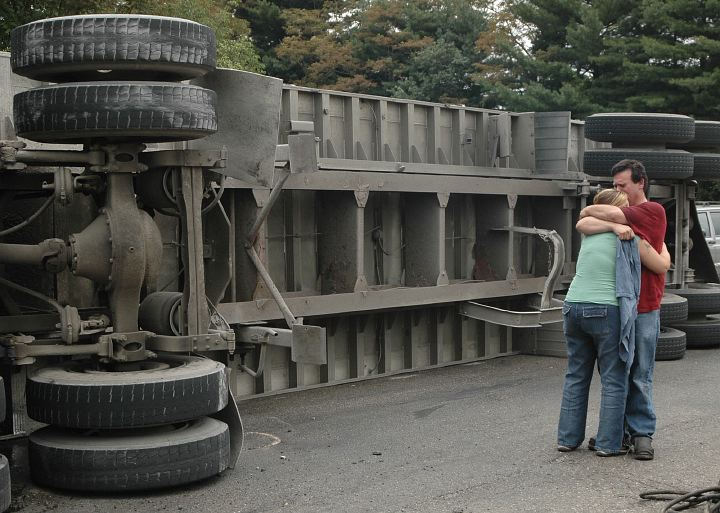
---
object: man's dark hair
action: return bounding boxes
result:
[611,159,649,196]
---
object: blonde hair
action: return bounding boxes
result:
[593,189,629,207]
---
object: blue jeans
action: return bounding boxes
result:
[557,302,629,453]
[625,309,660,439]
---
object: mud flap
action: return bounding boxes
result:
[212,386,244,469]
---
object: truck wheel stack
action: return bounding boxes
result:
[8,14,233,492]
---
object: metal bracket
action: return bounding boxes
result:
[100,330,154,362]
[0,140,27,170]
[459,296,563,328]
[1,141,107,171]
[275,129,319,174]
[235,324,327,377]
[0,333,112,365]
[140,148,228,170]
[88,144,147,173]
[146,330,235,353]
[492,226,565,310]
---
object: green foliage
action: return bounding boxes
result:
[248,0,492,103]
[476,0,720,119]
[696,182,720,202]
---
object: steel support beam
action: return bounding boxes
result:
[217,277,548,323]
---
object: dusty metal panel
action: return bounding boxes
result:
[190,68,282,185]
[446,195,477,281]
[520,322,566,358]
[534,112,572,174]
[403,193,448,287]
[457,314,477,359]
[279,84,547,179]
[328,95,347,159]
[225,172,578,197]
[474,195,513,281]
[217,276,548,323]
[317,192,360,294]
[265,190,289,292]
[317,158,541,178]
[463,111,479,166]
[512,113,535,170]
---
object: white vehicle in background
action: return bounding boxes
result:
[695,202,720,274]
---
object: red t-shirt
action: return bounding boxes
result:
[621,201,667,313]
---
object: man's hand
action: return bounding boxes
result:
[579,204,628,224]
[613,224,635,240]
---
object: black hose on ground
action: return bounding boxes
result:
[640,483,720,512]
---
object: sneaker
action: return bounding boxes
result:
[588,436,631,453]
[557,444,578,452]
[633,436,654,461]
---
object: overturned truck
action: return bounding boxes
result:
[0,14,719,496]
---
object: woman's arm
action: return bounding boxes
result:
[637,239,671,274]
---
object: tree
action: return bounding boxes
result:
[260,0,493,103]
[476,0,720,119]
[474,0,604,116]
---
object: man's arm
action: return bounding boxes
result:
[637,241,671,275]
[576,217,635,240]
[579,204,628,224]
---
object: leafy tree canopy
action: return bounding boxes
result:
[241,0,492,104]
[476,0,720,119]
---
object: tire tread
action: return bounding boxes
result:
[26,356,228,429]
[11,15,216,81]
[584,114,695,144]
[583,149,693,179]
[13,82,217,143]
[30,417,229,491]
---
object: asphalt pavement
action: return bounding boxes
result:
[6,347,720,513]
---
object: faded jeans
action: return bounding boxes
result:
[557,302,629,453]
[625,309,660,439]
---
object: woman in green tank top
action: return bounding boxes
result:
[557,189,670,456]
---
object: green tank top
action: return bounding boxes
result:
[565,232,618,306]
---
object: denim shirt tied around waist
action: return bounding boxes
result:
[616,238,641,369]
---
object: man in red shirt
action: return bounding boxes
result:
[576,159,667,461]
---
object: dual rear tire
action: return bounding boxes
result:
[11,14,219,144]
[26,354,232,491]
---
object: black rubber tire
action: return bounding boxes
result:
[671,283,720,315]
[13,82,217,143]
[0,455,9,513]
[584,113,695,144]
[11,15,216,82]
[26,354,228,429]
[29,416,229,492]
[669,315,720,348]
[670,121,720,150]
[655,327,686,361]
[138,291,182,336]
[693,154,720,180]
[583,149,694,179]
[660,293,689,324]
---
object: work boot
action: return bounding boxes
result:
[633,436,654,460]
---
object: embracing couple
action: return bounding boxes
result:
[557,159,668,460]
